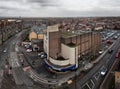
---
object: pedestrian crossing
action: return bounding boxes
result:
[9,52,21,68]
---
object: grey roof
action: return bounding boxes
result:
[31,38,41,43]
[31,24,47,34]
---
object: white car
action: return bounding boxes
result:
[26,49,32,52]
[100,66,107,76]
[98,50,104,54]
[3,49,7,53]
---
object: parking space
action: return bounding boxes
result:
[82,79,95,89]
[94,72,100,81]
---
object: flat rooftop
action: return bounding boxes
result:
[61,29,92,38]
[67,42,76,47]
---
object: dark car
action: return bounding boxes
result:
[108,49,113,53]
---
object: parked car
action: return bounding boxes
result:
[38,52,47,59]
[26,49,32,52]
[113,36,118,40]
[106,39,113,44]
[105,45,109,48]
[98,50,104,54]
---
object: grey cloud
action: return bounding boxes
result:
[28,0,49,3]
[0,6,18,10]
[59,8,120,17]
[27,0,59,7]
[98,0,120,7]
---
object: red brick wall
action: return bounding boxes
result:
[63,32,102,55]
[49,31,60,57]
[49,31,101,57]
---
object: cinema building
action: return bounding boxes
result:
[43,24,102,72]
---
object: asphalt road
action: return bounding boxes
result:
[0,31,36,89]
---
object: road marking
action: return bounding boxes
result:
[94,72,100,81]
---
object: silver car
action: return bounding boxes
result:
[100,66,107,76]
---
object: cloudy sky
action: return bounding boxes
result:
[0,0,120,17]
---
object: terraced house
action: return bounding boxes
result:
[0,19,22,45]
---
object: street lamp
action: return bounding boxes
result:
[1,20,4,44]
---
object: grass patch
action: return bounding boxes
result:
[109,76,115,89]
[23,33,29,41]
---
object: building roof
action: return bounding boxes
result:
[31,38,41,43]
[67,42,76,47]
[47,24,59,32]
[31,24,47,34]
[61,29,92,38]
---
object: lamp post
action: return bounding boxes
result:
[1,20,4,44]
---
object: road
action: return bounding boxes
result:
[0,31,35,89]
[0,35,17,88]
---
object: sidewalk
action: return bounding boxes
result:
[91,39,116,64]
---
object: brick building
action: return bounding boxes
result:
[43,24,102,71]
[115,71,120,89]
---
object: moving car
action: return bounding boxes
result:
[100,66,107,76]
[3,49,7,53]
[115,48,120,58]
[108,49,113,53]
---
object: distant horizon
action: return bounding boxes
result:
[0,16,120,19]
